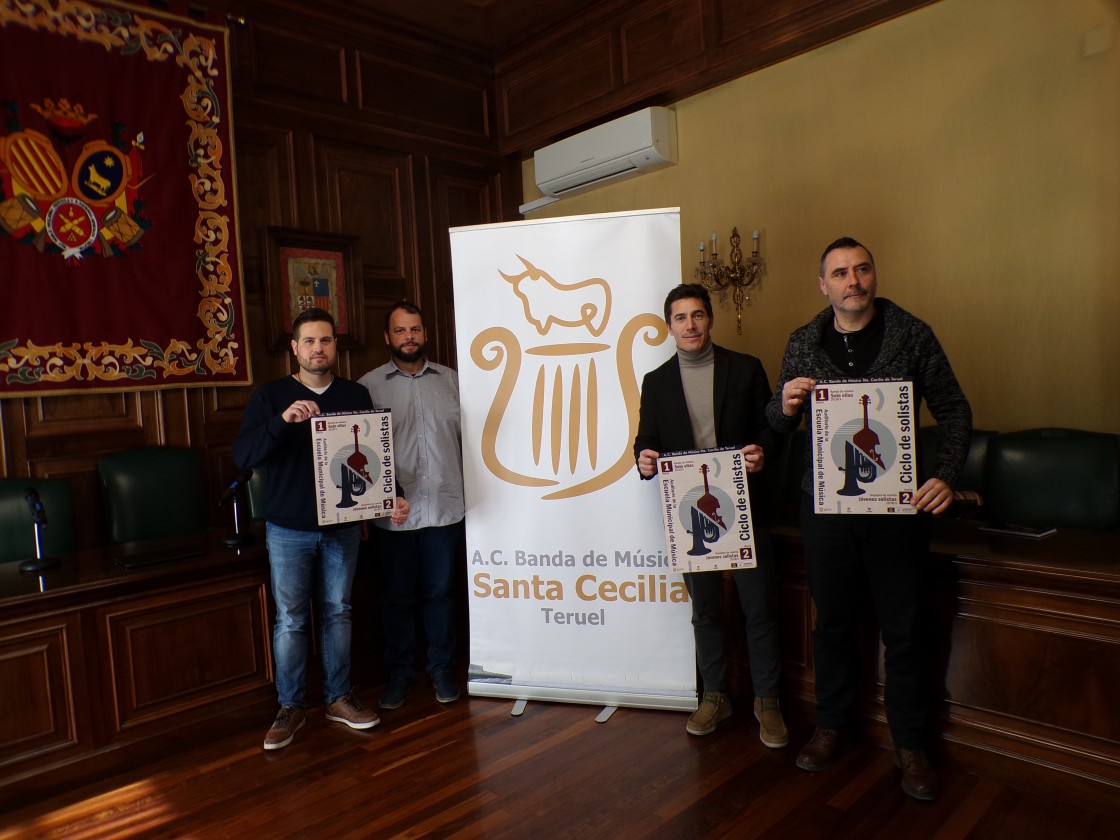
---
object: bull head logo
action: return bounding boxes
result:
[499,256,611,337]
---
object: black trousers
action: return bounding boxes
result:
[683,526,781,698]
[799,492,932,749]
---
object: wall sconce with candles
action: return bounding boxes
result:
[694,227,766,334]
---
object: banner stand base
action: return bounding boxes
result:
[469,681,696,712]
[506,699,623,722]
[595,706,617,723]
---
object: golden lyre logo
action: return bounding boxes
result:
[0,98,153,261]
[471,256,667,500]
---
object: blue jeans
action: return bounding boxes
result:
[266,522,361,707]
[375,522,462,680]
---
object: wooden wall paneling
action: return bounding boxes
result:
[0,613,89,774]
[499,33,617,146]
[497,151,524,221]
[425,162,501,367]
[153,389,191,448]
[317,140,414,290]
[18,393,143,444]
[315,138,418,379]
[1,400,30,477]
[211,121,299,484]
[357,51,494,147]
[620,0,706,86]
[245,22,350,107]
[232,124,299,299]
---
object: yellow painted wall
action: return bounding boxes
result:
[523,0,1120,435]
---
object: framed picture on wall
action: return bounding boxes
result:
[265,227,365,350]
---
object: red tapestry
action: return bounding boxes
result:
[0,0,248,395]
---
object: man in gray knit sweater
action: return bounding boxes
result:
[766,237,971,801]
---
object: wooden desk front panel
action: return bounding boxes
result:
[0,542,275,808]
[941,560,1120,791]
[97,576,272,733]
[0,611,89,773]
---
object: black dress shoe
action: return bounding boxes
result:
[795,728,848,772]
[895,748,940,801]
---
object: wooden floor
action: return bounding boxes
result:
[2,686,1115,840]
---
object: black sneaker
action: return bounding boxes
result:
[433,671,460,703]
[379,676,412,710]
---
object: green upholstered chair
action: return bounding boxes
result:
[984,428,1120,532]
[0,478,77,563]
[917,426,997,493]
[98,447,210,544]
[246,465,269,522]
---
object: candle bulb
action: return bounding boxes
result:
[710,231,717,254]
[699,241,704,253]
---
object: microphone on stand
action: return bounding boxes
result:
[24,487,48,526]
[219,468,254,506]
[220,468,255,547]
[18,487,62,574]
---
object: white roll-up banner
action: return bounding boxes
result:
[451,208,696,711]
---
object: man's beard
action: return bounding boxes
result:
[392,342,425,364]
[300,356,331,374]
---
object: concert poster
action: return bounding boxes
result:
[310,409,396,526]
[657,446,758,573]
[810,379,917,515]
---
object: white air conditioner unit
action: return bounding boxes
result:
[533,106,677,199]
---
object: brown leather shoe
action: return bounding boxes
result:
[753,697,789,748]
[686,691,732,736]
[895,748,939,801]
[324,690,380,730]
[795,727,848,771]
[263,705,305,750]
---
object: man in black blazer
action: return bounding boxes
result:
[634,283,786,747]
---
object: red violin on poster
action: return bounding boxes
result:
[0,98,153,262]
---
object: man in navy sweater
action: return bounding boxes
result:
[234,307,409,750]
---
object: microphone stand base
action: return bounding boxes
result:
[223,534,254,548]
[19,556,61,574]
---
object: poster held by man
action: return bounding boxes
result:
[310,409,395,525]
[811,379,917,514]
[658,446,758,573]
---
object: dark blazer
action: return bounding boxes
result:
[633,344,779,506]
